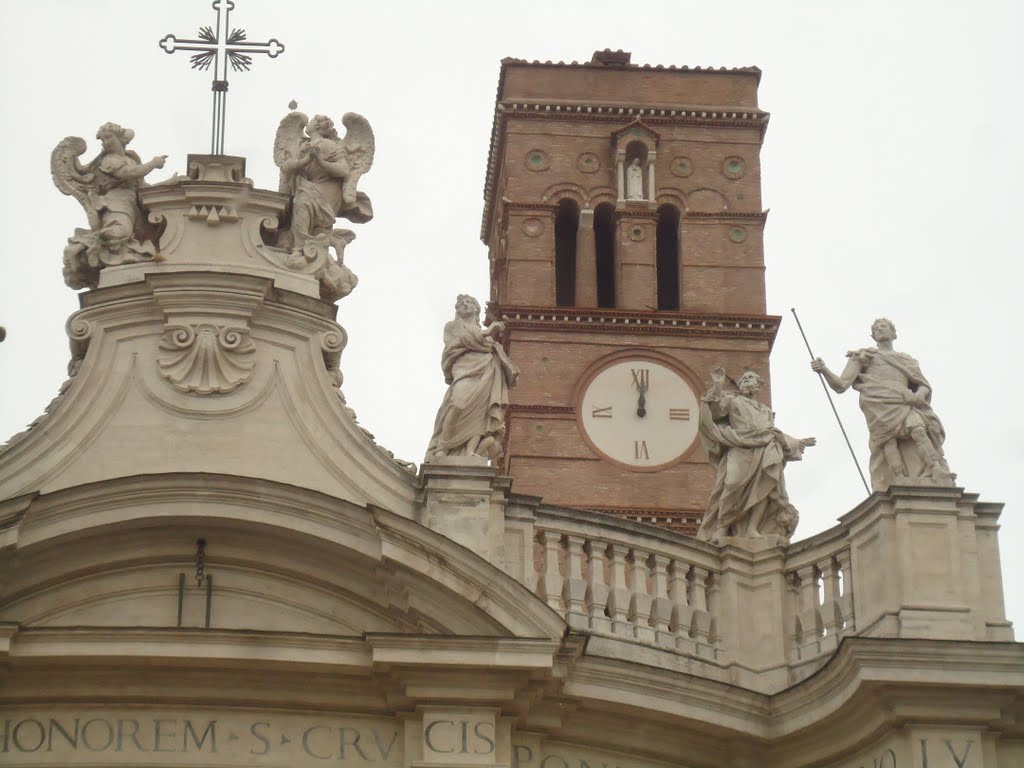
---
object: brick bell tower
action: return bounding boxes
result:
[482,50,780,534]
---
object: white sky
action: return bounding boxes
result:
[1,1,1021,626]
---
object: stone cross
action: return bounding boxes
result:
[159,0,285,154]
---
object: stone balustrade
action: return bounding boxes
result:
[494,483,1012,692]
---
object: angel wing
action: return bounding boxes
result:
[273,111,309,195]
[340,113,375,206]
[51,136,101,229]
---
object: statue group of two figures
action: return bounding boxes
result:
[51,109,374,300]
[696,317,953,545]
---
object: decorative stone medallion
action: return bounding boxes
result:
[521,217,545,238]
[671,156,695,177]
[722,156,746,179]
[525,150,551,171]
[158,323,256,395]
[577,152,601,173]
[728,226,748,243]
[628,224,647,242]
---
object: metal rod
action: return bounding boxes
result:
[205,574,213,629]
[790,308,872,495]
[176,573,185,627]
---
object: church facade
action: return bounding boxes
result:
[0,51,1021,768]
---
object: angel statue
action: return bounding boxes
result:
[52,123,170,290]
[273,111,375,301]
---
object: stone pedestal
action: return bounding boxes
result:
[418,463,510,569]
[843,484,1013,642]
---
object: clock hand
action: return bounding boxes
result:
[636,381,647,418]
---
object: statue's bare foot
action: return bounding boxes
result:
[930,462,955,485]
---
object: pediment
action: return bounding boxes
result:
[611,119,660,149]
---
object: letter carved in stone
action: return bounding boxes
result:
[158,324,256,395]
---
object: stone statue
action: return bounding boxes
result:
[424,295,519,464]
[273,111,374,300]
[811,318,953,492]
[697,368,815,545]
[51,123,169,289]
[626,157,644,200]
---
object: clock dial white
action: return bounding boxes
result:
[579,359,700,470]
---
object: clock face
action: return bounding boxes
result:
[578,358,700,471]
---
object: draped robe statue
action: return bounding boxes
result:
[811,318,953,492]
[697,368,815,545]
[424,295,519,464]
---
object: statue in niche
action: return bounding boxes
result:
[626,157,644,200]
[811,318,954,492]
[51,123,171,289]
[274,110,374,301]
[424,295,519,464]
[697,368,815,546]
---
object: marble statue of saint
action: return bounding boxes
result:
[51,123,169,289]
[274,111,374,251]
[626,157,644,200]
[697,368,815,545]
[424,295,519,464]
[811,318,953,492]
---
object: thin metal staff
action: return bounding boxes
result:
[790,308,871,495]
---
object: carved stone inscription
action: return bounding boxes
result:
[828,734,980,768]
[0,710,682,768]
[0,711,402,766]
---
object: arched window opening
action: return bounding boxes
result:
[656,204,680,310]
[594,203,615,308]
[554,199,579,306]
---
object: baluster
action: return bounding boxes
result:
[606,544,631,635]
[689,565,712,656]
[818,557,843,651]
[669,559,696,654]
[585,539,611,633]
[649,554,673,646]
[835,548,854,634]
[796,564,821,656]
[562,535,588,630]
[535,529,564,612]
[706,572,722,659]
[786,571,802,663]
[628,549,655,642]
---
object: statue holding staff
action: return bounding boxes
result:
[810,318,954,492]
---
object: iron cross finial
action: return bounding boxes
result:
[159,0,285,154]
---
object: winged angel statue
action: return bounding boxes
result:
[274,111,375,301]
[51,123,169,289]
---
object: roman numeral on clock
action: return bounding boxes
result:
[669,408,690,421]
[634,440,650,460]
[631,368,649,389]
[591,405,613,419]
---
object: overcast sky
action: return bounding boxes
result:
[1,0,1021,625]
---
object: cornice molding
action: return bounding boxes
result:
[492,305,781,344]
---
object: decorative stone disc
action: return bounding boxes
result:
[521,218,545,237]
[671,156,695,177]
[525,150,551,171]
[722,156,746,179]
[577,152,601,173]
